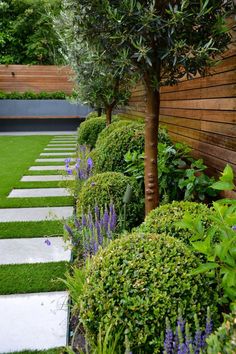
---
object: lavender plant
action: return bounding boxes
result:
[164,308,213,354]
[64,145,93,197]
[64,202,117,264]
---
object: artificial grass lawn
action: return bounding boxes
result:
[0,220,64,239]
[0,136,50,205]
[0,196,73,208]
[0,261,68,295]
[9,349,65,354]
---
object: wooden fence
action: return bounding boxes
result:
[119,40,236,192]
[0,65,74,93]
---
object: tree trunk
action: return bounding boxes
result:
[144,82,160,215]
[105,105,112,126]
[97,108,102,117]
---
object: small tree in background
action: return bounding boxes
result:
[67,0,232,214]
[54,2,137,125]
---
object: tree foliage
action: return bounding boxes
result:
[0,0,62,64]
[54,1,138,124]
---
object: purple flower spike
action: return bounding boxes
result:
[65,158,71,164]
[232,225,236,231]
[74,218,80,230]
[64,224,74,237]
[44,239,51,246]
[87,157,93,171]
[164,318,173,354]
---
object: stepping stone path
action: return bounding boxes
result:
[0,134,77,352]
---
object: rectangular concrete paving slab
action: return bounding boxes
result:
[21,175,74,182]
[36,158,75,162]
[8,188,71,198]
[40,153,75,156]
[0,237,71,265]
[29,166,66,171]
[0,206,73,222]
[0,291,68,352]
[44,148,76,151]
[47,144,76,147]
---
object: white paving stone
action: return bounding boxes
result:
[8,188,71,198]
[47,144,76,147]
[21,175,74,182]
[29,165,66,171]
[0,291,68,352]
[36,158,75,162]
[44,148,76,151]
[0,237,71,265]
[50,140,77,143]
[40,152,75,156]
[0,206,73,222]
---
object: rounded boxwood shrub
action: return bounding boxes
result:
[85,111,99,120]
[96,119,143,147]
[77,172,144,229]
[138,200,212,245]
[77,117,106,148]
[80,232,219,353]
[93,124,145,173]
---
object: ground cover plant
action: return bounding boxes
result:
[0,261,68,295]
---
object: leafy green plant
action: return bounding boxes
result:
[77,172,144,229]
[80,233,219,353]
[124,141,217,203]
[206,311,236,354]
[77,117,107,149]
[138,201,212,245]
[178,159,218,202]
[177,165,236,304]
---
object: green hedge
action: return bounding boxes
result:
[80,232,219,352]
[77,172,144,229]
[0,91,70,100]
[138,200,212,245]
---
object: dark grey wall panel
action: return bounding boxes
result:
[0,118,85,131]
[0,99,92,117]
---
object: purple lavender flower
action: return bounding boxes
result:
[74,218,80,230]
[94,205,100,219]
[91,182,96,187]
[44,239,51,246]
[64,224,74,237]
[164,318,173,354]
[103,206,109,233]
[66,167,73,175]
[232,225,236,231]
[87,157,93,170]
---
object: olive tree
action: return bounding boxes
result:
[54,1,137,125]
[68,0,232,214]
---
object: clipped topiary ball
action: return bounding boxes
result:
[85,111,99,120]
[96,119,143,147]
[80,232,219,353]
[77,172,144,229]
[93,124,145,173]
[77,117,106,148]
[138,200,212,245]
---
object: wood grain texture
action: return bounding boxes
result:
[119,46,236,190]
[0,65,74,93]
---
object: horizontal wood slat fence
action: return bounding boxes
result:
[119,39,236,193]
[0,65,74,93]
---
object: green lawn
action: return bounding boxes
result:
[0,262,68,294]
[0,136,51,200]
[0,220,64,239]
[8,349,65,354]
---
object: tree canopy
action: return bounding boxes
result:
[0,0,62,64]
